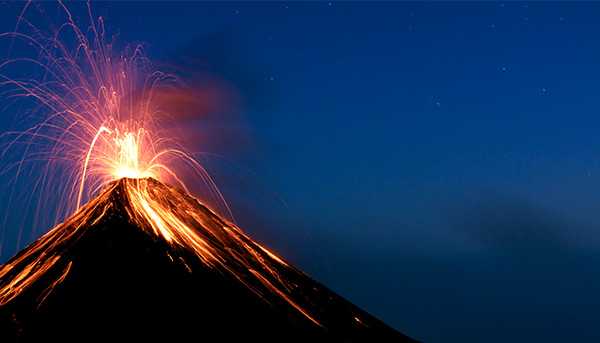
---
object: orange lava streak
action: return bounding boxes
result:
[0,3,321,326]
[0,178,322,326]
[0,184,116,305]
[249,269,321,326]
[122,178,321,326]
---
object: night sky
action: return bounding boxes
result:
[1,2,600,342]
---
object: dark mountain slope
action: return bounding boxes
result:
[0,178,416,342]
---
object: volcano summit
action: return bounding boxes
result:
[0,178,415,342]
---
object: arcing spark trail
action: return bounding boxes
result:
[0,2,319,325]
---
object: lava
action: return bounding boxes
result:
[0,177,414,342]
[0,2,318,325]
[0,178,320,326]
[0,4,420,342]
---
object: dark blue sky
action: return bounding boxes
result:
[2,2,600,342]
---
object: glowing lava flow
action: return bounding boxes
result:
[123,178,321,326]
[0,2,321,327]
[0,178,321,326]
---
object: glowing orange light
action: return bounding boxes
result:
[0,2,323,327]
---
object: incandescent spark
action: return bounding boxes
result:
[0,2,321,326]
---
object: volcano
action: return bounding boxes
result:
[0,178,415,342]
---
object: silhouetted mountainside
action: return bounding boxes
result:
[0,178,416,342]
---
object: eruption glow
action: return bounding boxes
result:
[0,2,321,326]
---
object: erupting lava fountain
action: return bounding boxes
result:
[0,3,416,342]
